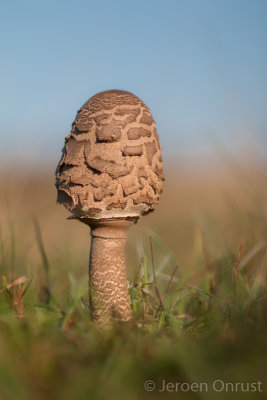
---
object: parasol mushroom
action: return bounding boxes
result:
[55,90,164,323]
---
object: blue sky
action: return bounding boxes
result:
[0,0,266,165]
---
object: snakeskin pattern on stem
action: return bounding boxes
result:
[89,236,131,322]
[87,218,133,322]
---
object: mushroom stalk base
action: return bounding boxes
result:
[86,219,136,323]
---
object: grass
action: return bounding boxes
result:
[0,163,266,399]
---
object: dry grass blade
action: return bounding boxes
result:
[33,217,51,304]
[149,236,165,312]
[141,287,157,300]
[1,275,33,318]
[0,276,29,293]
[165,265,179,294]
[240,240,266,270]
[129,257,143,293]
[12,286,25,318]
[244,271,250,291]
[22,276,34,297]
[33,217,49,274]
[231,245,242,305]
[235,245,242,281]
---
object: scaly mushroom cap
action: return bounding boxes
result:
[55,90,164,219]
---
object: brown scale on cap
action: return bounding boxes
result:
[55,90,164,219]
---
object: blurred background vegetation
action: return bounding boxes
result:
[0,157,266,399]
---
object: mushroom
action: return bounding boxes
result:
[55,90,164,323]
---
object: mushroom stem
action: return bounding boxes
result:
[86,218,136,323]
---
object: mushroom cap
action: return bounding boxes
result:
[55,90,164,219]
